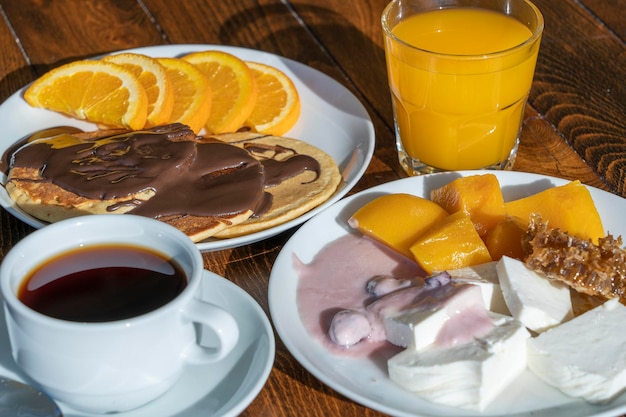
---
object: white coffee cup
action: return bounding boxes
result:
[0,214,239,413]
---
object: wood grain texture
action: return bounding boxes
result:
[579,0,626,42]
[516,106,609,191]
[2,0,163,71]
[529,0,626,195]
[0,12,32,103]
[0,0,623,416]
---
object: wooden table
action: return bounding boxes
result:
[0,0,624,416]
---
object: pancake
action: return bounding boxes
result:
[156,211,255,242]
[4,125,342,242]
[6,166,155,221]
[208,132,343,238]
[5,124,263,241]
[5,127,162,222]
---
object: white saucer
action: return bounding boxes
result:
[0,270,275,417]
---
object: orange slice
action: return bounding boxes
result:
[103,52,174,127]
[156,57,212,134]
[245,61,300,136]
[182,51,257,134]
[23,60,148,130]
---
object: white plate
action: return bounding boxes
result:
[0,270,275,417]
[0,44,375,252]
[269,170,626,417]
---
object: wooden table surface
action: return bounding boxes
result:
[0,0,624,416]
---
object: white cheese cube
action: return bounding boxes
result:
[448,262,510,315]
[383,284,491,349]
[496,256,573,333]
[527,298,626,403]
[388,314,529,411]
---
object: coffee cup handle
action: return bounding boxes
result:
[181,298,240,364]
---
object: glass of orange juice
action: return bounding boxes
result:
[382,0,543,174]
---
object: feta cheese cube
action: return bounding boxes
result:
[448,262,510,315]
[388,314,529,411]
[383,284,492,349]
[527,298,626,403]
[496,256,573,333]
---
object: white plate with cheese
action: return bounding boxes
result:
[0,44,375,252]
[269,170,626,417]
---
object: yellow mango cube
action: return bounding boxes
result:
[410,211,493,274]
[505,180,604,244]
[484,217,526,261]
[349,193,449,258]
[430,173,506,237]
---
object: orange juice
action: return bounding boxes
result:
[383,6,542,172]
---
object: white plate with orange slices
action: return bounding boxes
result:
[269,170,626,417]
[0,44,375,251]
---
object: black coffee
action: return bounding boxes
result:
[18,245,187,322]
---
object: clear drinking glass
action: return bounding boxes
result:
[382,0,544,175]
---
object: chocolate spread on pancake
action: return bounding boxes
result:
[6,124,266,219]
[1,126,83,174]
[244,142,321,187]
[4,124,329,225]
